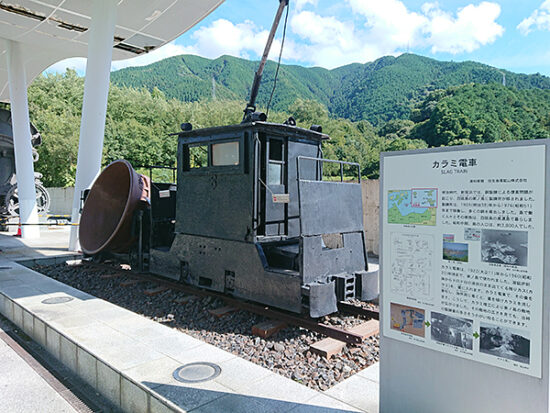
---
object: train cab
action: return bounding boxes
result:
[146,121,372,317]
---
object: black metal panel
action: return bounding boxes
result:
[150,182,176,248]
[149,247,180,280]
[301,232,367,284]
[309,280,338,318]
[298,181,363,236]
[355,270,379,301]
[175,121,329,143]
[287,141,320,238]
[176,135,255,241]
[164,233,303,313]
[176,172,254,241]
[334,273,356,301]
[265,183,285,235]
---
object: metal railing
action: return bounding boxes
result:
[135,165,177,184]
[296,156,361,183]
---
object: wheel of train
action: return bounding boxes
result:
[4,181,50,216]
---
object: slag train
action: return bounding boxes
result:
[79,120,377,317]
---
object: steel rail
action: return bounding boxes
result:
[337,301,380,320]
[87,261,377,345]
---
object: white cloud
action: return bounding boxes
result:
[189,19,265,59]
[180,18,300,62]
[349,0,428,49]
[46,0,506,73]
[517,0,550,35]
[289,1,504,67]
[424,2,504,53]
[290,11,383,68]
[295,0,318,12]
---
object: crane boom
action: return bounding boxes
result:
[243,0,289,122]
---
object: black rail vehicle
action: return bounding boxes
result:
[80,120,373,318]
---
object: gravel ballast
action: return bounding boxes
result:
[33,262,379,391]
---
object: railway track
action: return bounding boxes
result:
[86,260,379,345]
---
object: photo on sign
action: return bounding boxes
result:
[481,229,528,267]
[464,227,481,241]
[387,190,437,226]
[443,234,455,242]
[390,233,434,300]
[480,323,530,365]
[442,241,468,263]
[430,312,473,350]
[390,303,425,338]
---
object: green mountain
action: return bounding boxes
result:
[406,83,550,145]
[110,53,550,125]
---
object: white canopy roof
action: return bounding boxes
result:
[0,0,225,99]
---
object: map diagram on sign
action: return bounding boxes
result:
[390,232,434,300]
[388,188,437,226]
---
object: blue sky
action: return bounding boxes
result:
[49,0,550,76]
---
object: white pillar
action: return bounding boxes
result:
[7,40,40,239]
[69,0,117,251]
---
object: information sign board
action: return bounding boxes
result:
[381,145,545,377]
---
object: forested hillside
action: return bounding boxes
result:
[111,53,550,126]
[27,63,550,187]
[381,84,550,146]
[30,70,426,187]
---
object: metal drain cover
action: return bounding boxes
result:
[41,297,73,305]
[173,362,221,383]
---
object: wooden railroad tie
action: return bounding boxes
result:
[173,295,197,304]
[309,320,380,359]
[252,320,287,338]
[208,305,237,318]
[347,319,379,339]
[144,286,170,296]
[120,279,145,287]
[100,273,123,280]
[310,338,347,359]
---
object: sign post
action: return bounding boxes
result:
[380,141,549,412]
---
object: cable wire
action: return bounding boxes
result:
[266,1,289,117]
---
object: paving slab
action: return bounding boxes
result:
[0,339,78,413]
[290,394,362,413]
[190,392,297,413]
[214,356,273,392]
[153,380,234,412]
[357,363,379,383]
[324,373,379,413]
[0,320,78,413]
[0,227,78,262]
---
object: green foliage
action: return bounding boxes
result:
[27,72,384,185]
[26,56,550,187]
[111,53,550,126]
[28,70,250,186]
[28,71,83,187]
[405,84,550,146]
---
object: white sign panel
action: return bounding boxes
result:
[382,145,545,377]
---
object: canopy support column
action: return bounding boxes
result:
[7,40,39,239]
[69,0,117,251]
